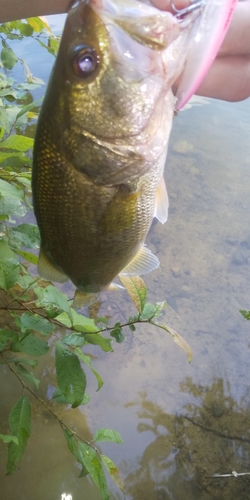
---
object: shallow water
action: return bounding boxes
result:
[1,14,250,500]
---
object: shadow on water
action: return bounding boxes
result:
[123,379,250,500]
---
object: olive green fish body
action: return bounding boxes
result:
[32,0,198,300]
[33,113,161,291]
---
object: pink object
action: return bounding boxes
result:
[175,0,238,110]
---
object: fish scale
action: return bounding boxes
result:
[32,0,200,305]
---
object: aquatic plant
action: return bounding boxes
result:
[0,18,191,499]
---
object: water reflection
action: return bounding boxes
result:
[124,378,250,500]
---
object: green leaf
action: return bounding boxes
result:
[0,434,18,445]
[12,223,40,248]
[62,333,85,347]
[153,301,166,318]
[152,321,193,363]
[65,432,110,500]
[84,333,113,353]
[78,441,110,500]
[140,303,156,321]
[129,323,136,332]
[1,47,18,70]
[0,105,10,132]
[27,75,45,85]
[11,333,49,357]
[239,309,250,320]
[15,175,32,187]
[47,37,60,56]
[0,178,23,200]
[35,285,72,318]
[14,250,38,264]
[0,196,26,218]
[0,90,17,101]
[94,428,123,444]
[64,430,89,478]
[27,17,51,33]
[101,455,125,492]
[0,258,20,290]
[55,342,86,408]
[35,285,71,315]
[16,364,40,389]
[119,275,147,313]
[18,312,55,336]
[7,396,31,474]
[19,23,33,36]
[0,151,21,162]
[0,134,34,151]
[56,309,98,332]
[0,329,19,351]
[76,348,104,391]
[110,327,125,343]
[10,357,38,368]
[15,98,42,121]
[52,388,70,404]
[5,105,27,128]
[52,387,89,405]
[0,239,19,259]
[17,81,42,91]
[16,274,36,290]
[78,466,89,478]
[96,316,109,327]
[0,244,20,290]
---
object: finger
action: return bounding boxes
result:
[150,0,190,12]
[0,0,68,23]
[195,55,250,102]
[218,0,250,57]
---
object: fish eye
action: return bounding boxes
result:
[73,46,99,78]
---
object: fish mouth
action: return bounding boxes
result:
[90,0,181,82]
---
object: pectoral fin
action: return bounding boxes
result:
[154,177,169,224]
[38,249,68,283]
[119,245,159,277]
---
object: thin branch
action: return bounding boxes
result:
[1,287,152,335]
[183,415,250,444]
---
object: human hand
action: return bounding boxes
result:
[0,0,69,23]
[152,0,250,102]
[195,0,250,101]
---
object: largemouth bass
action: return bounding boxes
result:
[32,0,201,306]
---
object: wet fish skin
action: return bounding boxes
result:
[32,0,194,301]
